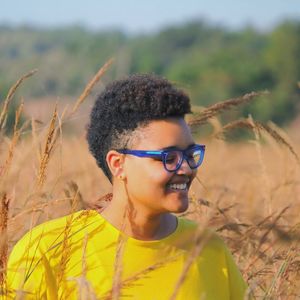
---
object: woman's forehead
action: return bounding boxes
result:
[131,118,194,149]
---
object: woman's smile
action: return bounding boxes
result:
[166,173,191,191]
[167,183,188,191]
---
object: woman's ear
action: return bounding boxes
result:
[106,150,126,180]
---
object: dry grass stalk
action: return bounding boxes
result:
[261,244,297,298]
[258,207,290,251]
[56,214,74,289]
[35,104,58,189]
[57,186,84,288]
[87,193,113,211]
[78,278,98,300]
[31,117,42,169]
[81,234,88,278]
[111,236,126,300]
[111,208,128,300]
[0,69,37,130]
[64,181,85,211]
[8,198,70,227]
[69,234,98,300]
[42,253,58,300]
[71,58,114,115]
[248,115,273,218]
[68,276,98,300]
[169,228,213,300]
[264,243,295,298]
[0,193,9,286]
[188,91,269,126]
[216,118,300,164]
[240,207,290,278]
[102,254,182,300]
[0,101,30,178]
[259,123,300,165]
[208,116,224,137]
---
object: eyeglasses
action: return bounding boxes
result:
[116,144,205,172]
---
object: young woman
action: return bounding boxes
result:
[6,74,247,299]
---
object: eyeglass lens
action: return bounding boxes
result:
[164,148,202,171]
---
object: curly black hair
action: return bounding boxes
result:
[86,73,191,182]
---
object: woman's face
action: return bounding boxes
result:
[122,118,198,215]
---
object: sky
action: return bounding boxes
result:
[1,0,300,33]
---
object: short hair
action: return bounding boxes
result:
[86,73,191,182]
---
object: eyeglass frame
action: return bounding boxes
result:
[116,144,205,173]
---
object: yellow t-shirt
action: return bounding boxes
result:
[5,210,247,299]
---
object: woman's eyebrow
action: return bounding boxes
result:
[159,143,196,151]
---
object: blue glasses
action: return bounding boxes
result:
[117,144,205,172]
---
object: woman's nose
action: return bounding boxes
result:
[176,158,194,175]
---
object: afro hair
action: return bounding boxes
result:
[86,73,191,182]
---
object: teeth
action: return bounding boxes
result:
[168,183,187,190]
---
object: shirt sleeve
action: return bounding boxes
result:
[223,244,249,300]
[6,229,48,299]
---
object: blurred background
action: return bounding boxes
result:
[0,0,300,137]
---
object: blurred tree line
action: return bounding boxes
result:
[0,20,299,127]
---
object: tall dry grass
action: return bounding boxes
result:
[0,66,300,299]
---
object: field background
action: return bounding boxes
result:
[1,18,300,299]
[1,77,300,299]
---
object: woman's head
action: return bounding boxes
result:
[87,74,191,182]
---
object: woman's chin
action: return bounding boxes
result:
[166,197,189,214]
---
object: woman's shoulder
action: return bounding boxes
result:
[176,217,227,251]
[29,209,98,233]
[11,210,101,253]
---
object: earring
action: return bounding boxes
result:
[118,174,125,180]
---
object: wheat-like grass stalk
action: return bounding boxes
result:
[56,215,74,286]
[35,104,58,189]
[30,117,43,176]
[0,69,37,130]
[64,181,84,211]
[0,193,9,297]
[169,228,213,300]
[0,101,30,179]
[258,123,299,165]
[263,243,295,298]
[241,207,290,278]
[71,58,114,115]
[42,253,58,300]
[8,198,70,228]
[102,253,182,300]
[68,275,98,300]
[248,115,273,219]
[188,91,269,126]
[111,236,126,300]
[215,118,300,164]
[57,185,85,291]
[111,207,128,300]
[258,207,290,252]
[18,212,101,292]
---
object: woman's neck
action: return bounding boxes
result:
[100,196,177,241]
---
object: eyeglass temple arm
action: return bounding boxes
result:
[119,149,163,158]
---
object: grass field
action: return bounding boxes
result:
[1,68,300,299]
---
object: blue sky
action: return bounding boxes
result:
[1,0,300,33]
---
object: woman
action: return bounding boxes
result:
[6,74,247,299]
